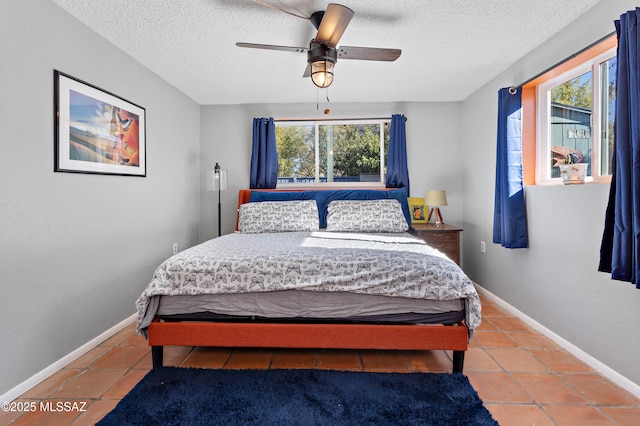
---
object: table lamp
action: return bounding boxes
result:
[424,190,447,225]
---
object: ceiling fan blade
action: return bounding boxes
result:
[337,46,401,61]
[315,4,354,48]
[302,64,311,78]
[236,42,306,54]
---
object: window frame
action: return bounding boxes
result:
[274,118,388,188]
[535,46,616,185]
[521,33,617,186]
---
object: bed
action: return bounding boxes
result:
[136,188,481,373]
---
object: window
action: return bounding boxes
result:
[275,119,389,186]
[535,46,616,183]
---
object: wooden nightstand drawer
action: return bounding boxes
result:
[425,240,458,251]
[421,232,457,242]
[409,223,462,265]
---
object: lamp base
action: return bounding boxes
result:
[427,207,444,226]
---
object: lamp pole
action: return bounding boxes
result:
[214,162,222,237]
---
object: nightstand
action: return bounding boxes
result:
[409,223,462,265]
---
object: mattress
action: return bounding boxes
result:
[153,290,465,324]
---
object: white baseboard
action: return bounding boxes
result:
[475,284,640,399]
[0,313,137,404]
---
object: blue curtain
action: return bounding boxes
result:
[599,9,640,288]
[385,114,410,195]
[250,117,278,189]
[493,87,528,248]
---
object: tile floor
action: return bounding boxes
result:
[2,293,639,425]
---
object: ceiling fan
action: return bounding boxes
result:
[236,3,401,88]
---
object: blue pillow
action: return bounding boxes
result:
[248,187,410,229]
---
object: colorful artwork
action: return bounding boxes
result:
[408,197,427,224]
[55,71,146,176]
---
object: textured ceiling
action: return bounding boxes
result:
[50,0,600,105]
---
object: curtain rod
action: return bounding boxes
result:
[273,116,406,122]
[515,31,616,88]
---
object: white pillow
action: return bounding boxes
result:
[238,200,320,233]
[326,199,409,233]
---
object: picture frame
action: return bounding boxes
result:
[408,197,427,224]
[54,70,146,176]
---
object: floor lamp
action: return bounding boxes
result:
[207,163,228,236]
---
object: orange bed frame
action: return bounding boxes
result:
[148,189,469,372]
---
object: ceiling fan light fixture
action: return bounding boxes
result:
[237,5,400,90]
[311,60,334,88]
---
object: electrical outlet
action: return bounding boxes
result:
[480,241,486,253]
[173,243,178,255]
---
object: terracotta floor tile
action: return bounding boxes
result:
[20,369,81,399]
[136,345,192,369]
[478,294,494,305]
[50,369,127,399]
[531,349,594,373]
[10,402,86,426]
[270,349,317,369]
[506,331,559,350]
[119,332,148,347]
[487,316,530,331]
[473,331,519,348]
[486,403,554,426]
[599,406,640,426]
[468,336,482,348]
[487,349,547,373]
[121,322,137,333]
[544,405,616,425]
[360,350,410,372]
[512,373,587,404]
[181,347,231,368]
[91,346,149,369]
[316,349,362,371]
[70,399,119,425]
[464,347,502,371]
[224,348,273,369]
[102,369,148,399]
[404,350,451,372]
[481,304,508,317]
[98,328,133,347]
[164,346,194,367]
[466,371,532,403]
[64,346,111,369]
[0,407,23,425]
[562,373,640,405]
[134,352,153,370]
[475,319,497,331]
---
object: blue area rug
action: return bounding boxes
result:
[98,367,497,425]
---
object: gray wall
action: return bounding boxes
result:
[199,102,463,241]
[461,0,640,385]
[0,0,201,395]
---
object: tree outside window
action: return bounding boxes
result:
[276,120,389,185]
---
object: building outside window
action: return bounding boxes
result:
[536,47,616,183]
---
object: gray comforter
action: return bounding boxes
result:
[136,231,482,334]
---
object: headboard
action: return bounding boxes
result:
[236,187,410,230]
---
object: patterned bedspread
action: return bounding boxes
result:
[136,231,482,334]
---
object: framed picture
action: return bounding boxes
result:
[54,70,146,176]
[408,197,427,224]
